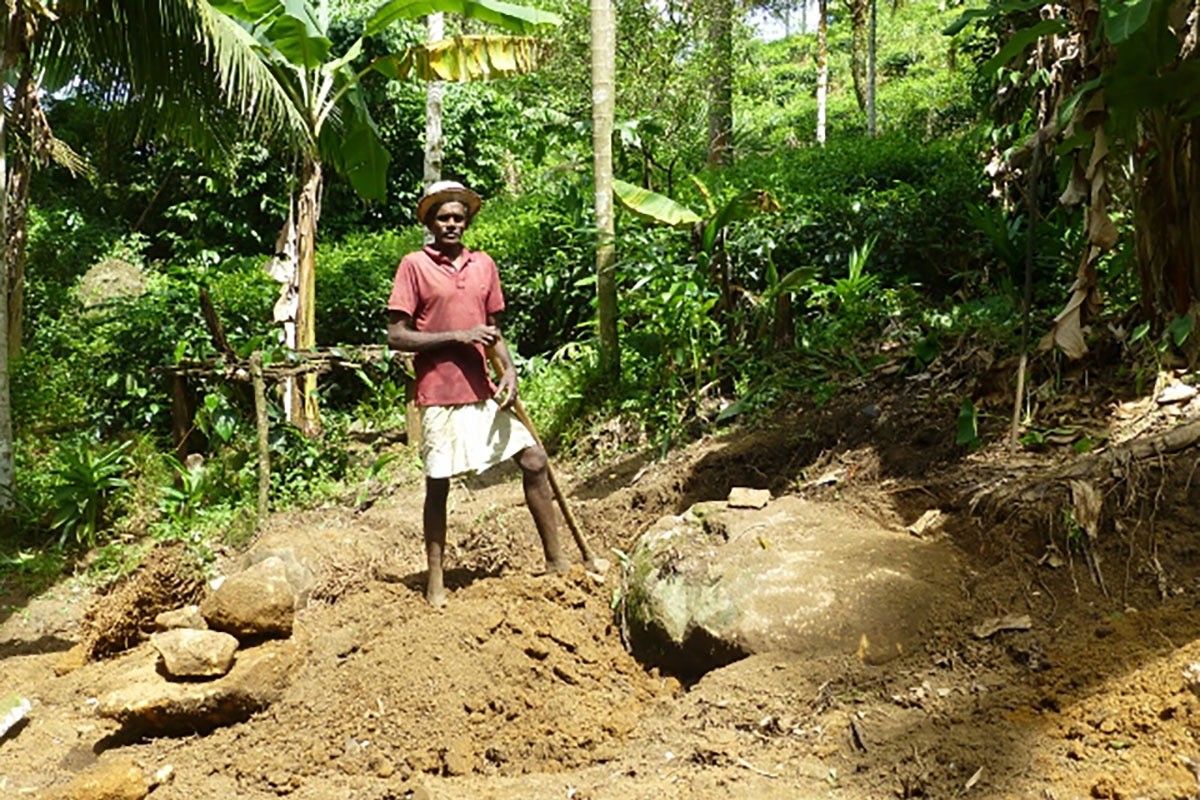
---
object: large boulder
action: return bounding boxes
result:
[152,629,239,678]
[624,497,960,677]
[96,640,297,735]
[200,557,296,637]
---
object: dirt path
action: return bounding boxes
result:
[5,390,1200,799]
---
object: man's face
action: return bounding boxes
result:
[428,201,469,247]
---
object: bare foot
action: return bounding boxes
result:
[544,559,572,575]
[426,585,447,608]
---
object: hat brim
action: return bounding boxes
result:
[417,187,482,224]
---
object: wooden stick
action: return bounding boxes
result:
[487,349,597,565]
[250,351,270,523]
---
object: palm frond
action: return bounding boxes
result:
[35,0,311,157]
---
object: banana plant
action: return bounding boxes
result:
[614,177,779,344]
[212,0,561,433]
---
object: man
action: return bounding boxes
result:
[386,180,570,607]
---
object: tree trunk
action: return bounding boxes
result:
[866,0,876,136]
[0,84,14,511]
[706,0,733,167]
[291,157,322,435]
[423,12,445,189]
[592,0,619,377]
[847,0,868,112]
[817,0,828,145]
[5,66,34,362]
[1135,112,1200,322]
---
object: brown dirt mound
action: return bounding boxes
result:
[78,543,204,660]
[142,567,678,797]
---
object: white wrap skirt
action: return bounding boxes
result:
[419,399,536,479]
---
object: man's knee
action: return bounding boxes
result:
[515,445,547,475]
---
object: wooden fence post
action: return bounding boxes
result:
[250,351,270,523]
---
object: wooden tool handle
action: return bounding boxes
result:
[487,348,595,563]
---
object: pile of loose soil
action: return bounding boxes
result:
[77,544,204,660]
[132,567,678,798]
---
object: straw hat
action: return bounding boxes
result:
[417,180,482,224]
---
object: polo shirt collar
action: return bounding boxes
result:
[423,245,474,269]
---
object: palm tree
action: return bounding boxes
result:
[0,0,298,510]
[213,0,560,433]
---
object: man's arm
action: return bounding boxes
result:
[486,312,519,409]
[386,310,500,352]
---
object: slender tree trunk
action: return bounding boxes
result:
[424,12,445,189]
[592,0,619,376]
[5,66,33,361]
[0,86,14,511]
[291,156,322,435]
[817,0,828,145]
[706,0,733,167]
[848,0,868,112]
[866,0,877,136]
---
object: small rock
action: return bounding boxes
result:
[152,629,239,678]
[1157,382,1197,405]
[907,509,943,538]
[727,487,770,509]
[1090,775,1123,799]
[154,605,207,632]
[442,735,477,776]
[150,765,175,789]
[368,752,395,778]
[54,643,90,676]
[40,756,149,800]
[373,563,407,583]
[200,557,296,638]
[238,549,315,608]
[972,613,1032,639]
[1183,663,1200,697]
[0,693,30,739]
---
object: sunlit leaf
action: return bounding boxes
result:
[702,190,779,255]
[324,37,364,73]
[956,398,979,447]
[1167,314,1193,347]
[1103,0,1155,43]
[366,0,560,38]
[774,266,818,294]
[379,35,551,81]
[264,8,333,68]
[613,180,702,227]
[339,93,390,201]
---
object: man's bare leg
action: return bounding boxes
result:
[514,445,570,573]
[424,476,450,607]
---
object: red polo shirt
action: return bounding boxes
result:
[388,246,505,407]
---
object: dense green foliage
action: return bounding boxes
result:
[4,0,1185,585]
